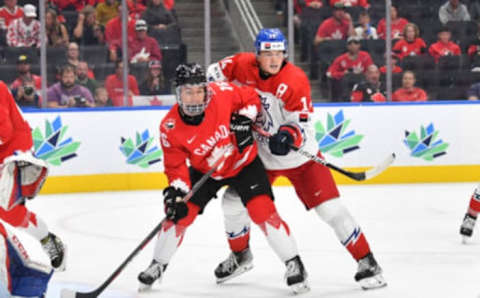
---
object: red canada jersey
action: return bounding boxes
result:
[0,81,32,163]
[393,38,427,59]
[159,82,260,192]
[327,51,373,80]
[208,52,318,170]
[392,87,428,102]
[316,17,351,40]
[377,18,409,39]
[428,41,461,62]
[0,6,23,30]
[329,0,368,8]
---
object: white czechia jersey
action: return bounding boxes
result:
[208,52,317,170]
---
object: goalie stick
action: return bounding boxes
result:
[254,126,395,181]
[60,145,234,298]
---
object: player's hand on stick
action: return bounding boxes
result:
[268,125,297,156]
[230,114,253,153]
[163,186,188,223]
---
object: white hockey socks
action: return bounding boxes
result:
[315,199,371,260]
[222,187,251,252]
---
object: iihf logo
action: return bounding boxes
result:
[403,123,449,161]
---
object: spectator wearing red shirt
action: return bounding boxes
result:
[10,55,41,91]
[428,27,461,63]
[128,19,162,63]
[104,60,140,106]
[379,53,403,74]
[49,0,97,12]
[351,64,386,102]
[105,5,137,61]
[0,0,23,30]
[377,5,409,40]
[314,2,354,45]
[393,23,427,59]
[329,0,369,8]
[327,36,373,80]
[392,71,428,102]
[163,0,175,11]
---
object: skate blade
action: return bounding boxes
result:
[54,244,67,272]
[216,263,254,284]
[138,282,153,292]
[462,235,471,244]
[290,281,310,294]
[358,274,387,290]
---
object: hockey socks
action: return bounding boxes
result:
[246,195,298,262]
[151,202,200,265]
[315,199,371,261]
[460,185,480,241]
[467,185,480,217]
[222,187,251,252]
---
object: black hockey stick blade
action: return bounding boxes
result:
[60,145,234,298]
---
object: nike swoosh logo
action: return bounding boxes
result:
[250,184,259,190]
[187,135,197,144]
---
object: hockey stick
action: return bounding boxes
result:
[254,126,395,181]
[60,145,233,298]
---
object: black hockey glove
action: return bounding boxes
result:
[230,114,253,153]
[163,186,189,223]
[269,128,294,156]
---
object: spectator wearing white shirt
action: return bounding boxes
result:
[6,4,40,47]
[439,0,471,25]
[355,11,377,40]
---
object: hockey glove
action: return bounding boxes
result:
[230,114,253,153]
[163,186,189,223]
[269,124,304,156]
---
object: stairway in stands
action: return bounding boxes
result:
[175,0,240,66]
[250,0,326,101]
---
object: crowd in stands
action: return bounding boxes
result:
[0,0,180,108]
[295,0,480,102]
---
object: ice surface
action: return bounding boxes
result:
[18,183,480,298]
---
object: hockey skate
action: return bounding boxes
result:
[215,248,253,284]
[41,232,66,271]
[284,256,310,294]
[138,260,167,291]
[354,253,386,290]
[460,213,476,243]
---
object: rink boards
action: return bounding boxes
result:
[21,101,480,194]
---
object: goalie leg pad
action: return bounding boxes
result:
[0,223,53,297]
[315,199,371,260]
[222,187,251,252]
[0,205,49,241]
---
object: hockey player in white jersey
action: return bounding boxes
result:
[207,28,386,290]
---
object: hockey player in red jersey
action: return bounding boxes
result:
[137,63,309,294]
[207,28,386,290]
[0,80,66,272]
[459,183,480,242]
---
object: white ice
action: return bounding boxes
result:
[17,183,480,298]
